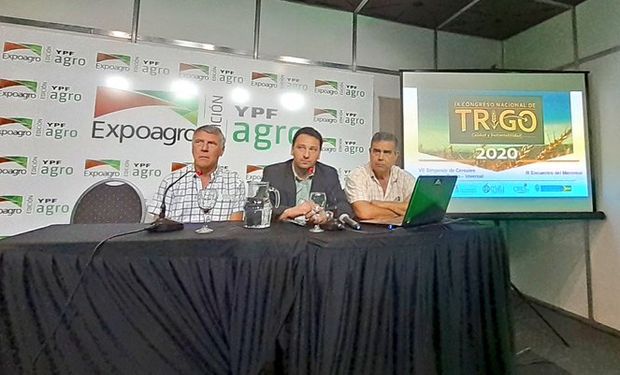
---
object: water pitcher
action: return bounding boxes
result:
[244,181,280,229]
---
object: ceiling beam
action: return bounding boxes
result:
[534,0,572,10]
[437,0,481,30]
[354,0,370,14]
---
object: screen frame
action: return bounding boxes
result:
[399,68,604,220]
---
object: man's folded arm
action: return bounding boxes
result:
[351,200,399,220]
[371,200,409,216]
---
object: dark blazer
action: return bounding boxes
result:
[262,159,353,218]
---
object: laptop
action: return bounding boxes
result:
[362,175,458,227]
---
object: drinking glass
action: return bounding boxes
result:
[309,192,327,233]
[196,188,218,234]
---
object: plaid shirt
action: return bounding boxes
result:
[345,163,416,203]
[148,165,245,223]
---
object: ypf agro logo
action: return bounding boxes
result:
[212,67,244,84]
[92,87,198,146]
[0,156,28,176]
[123,160,162,179]
[30,196,71,217]
[281,76,308,91]
[246,164,264,182]
[53,49,87,67]
[29,157,75,177]
[2,42,42,63]
[134,58,170,77]
[313,108,338,125]
[251,72,278,89]
[0,117,33,138]
[40,82,82,103]
[96,52,131,72]
[314,80,339,96]
[320,138,365,155]
[179,63,210,81]
[33,119,79,140]
[0,195,23,216]
[0,79,38,100]
[83,159,121,178]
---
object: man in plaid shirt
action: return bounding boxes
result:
[148,125,245,223]
[345,132,416,221]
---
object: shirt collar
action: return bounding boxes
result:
[193,164,221,179]
[292,162,315,182]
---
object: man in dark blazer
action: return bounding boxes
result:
[262,127,353,224]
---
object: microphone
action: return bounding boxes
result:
[147,169,193,232]
[320,218,345,231]
[339,213,361,230]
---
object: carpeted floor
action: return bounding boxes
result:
[512,294,620,375]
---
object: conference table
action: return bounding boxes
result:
[0,221,513,374]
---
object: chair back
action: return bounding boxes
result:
[71,179,145,223]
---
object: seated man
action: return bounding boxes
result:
[148,125,244,223]
[262,126,352,224]
[345,132,415,221]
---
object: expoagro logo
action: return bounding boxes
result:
[0,79,38,100]
[0,195,23,216]
[179,63,210,81]
[0,156,28,176]
[0,117,33,137]
[92,86,199,145]
[314,80,339,95]
[171,162,191,172]
[2,42,42,63]
[251,72,278,89]
[246,164,265,181]
[321,137,338,153]
[96,52,131,71]
[83,159,121,177]
[313,108,338,124]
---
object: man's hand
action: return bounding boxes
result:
[305,205,329,225]
[278,201,315,221]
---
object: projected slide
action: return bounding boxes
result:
[402,71,593,214]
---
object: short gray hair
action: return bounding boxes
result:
[370,131,399,150]
[194,125,226,149]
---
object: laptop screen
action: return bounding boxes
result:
[402,175,457,227]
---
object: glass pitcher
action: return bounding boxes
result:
[244,181,280,229]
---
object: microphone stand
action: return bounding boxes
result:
[147,170,192,232]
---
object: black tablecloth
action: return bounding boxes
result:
[0,222,513,374]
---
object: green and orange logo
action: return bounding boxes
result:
[3,42,42,63]
[251,72,278,88]
[314,80,339,95]
[0,117,33,137]
[171,161,191,172]
[314,108,338,124]
[246,164,265,181]
[96,52,130,65]
[83,159,121,177]
[179,63,210,81]
[0,156,28,176]
[0,195,23,208]
[0,117,33,129]
[0,79,38,92]
[322,137,338,153]
[95,52,131,71]
[0,195,24,215]
[84,159,121,171]
[94,87,198,125]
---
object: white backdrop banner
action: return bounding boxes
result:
[0,24,373,237]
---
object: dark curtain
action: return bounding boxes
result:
[1,223,512,375]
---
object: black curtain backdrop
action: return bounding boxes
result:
[0,222,512,375]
